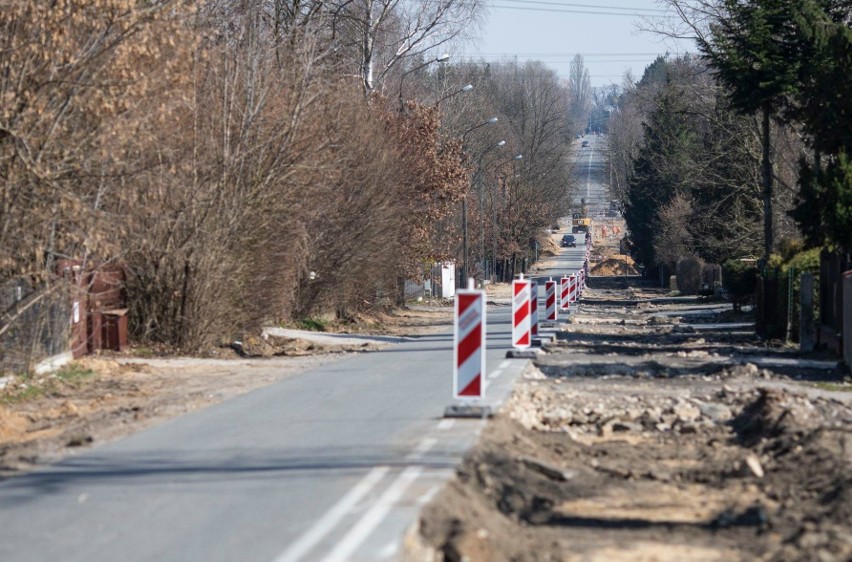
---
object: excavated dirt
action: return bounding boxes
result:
[0,306,453,479]
[589,257,639,276]
[413,277,852,562]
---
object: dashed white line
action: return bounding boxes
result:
[406,437,437,461]
[273,466,390,562]
[488,369,503,379]
[417,485,442,506]
[437,419,455,430]
[320,466,423,562]
[585,146,594,200]
[499,360,511,369]
[379,541,398,558]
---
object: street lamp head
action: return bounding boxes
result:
[436,53,450,62]
[514,154,523,160]
[461,84,474,92]
[497,140,506,147]
[487,117,499,124]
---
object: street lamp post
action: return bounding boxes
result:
[492,154,522,282]
[475,140,505,280]
[398,53,449,112]
[436,83,473,108]
[459,117,499,286]
[461,116,498,144]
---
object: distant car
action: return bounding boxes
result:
[551,224,560,232]
[581,140,589,147]
[561,234,576,248]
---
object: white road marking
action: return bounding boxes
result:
[585,146,594,201]
[436,418,455,430]
[499,360,511,369]
[320,467,423,562]
[417,485,442,506]
[488,369,503,379]
[379,541,398,558]
[406,438,436,461]
[273,466,390,562]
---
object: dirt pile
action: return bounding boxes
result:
[415,379,852,562]
[590,255,639,276]
[538,231,562,257]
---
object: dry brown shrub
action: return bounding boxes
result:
[1,0,195,366]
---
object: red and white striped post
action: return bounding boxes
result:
[560,276,571,311]
[530,279,539,337]
[512,277,532,349]
[545,279,557,321]
[454,284,486,399]
[570,273,580,302]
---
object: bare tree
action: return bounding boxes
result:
[331,0,482,93]
[566,55,593,134]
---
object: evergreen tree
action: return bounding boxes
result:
[700,0,801,260]
[691,93,764,264]
[790,0,852,252]
[625,79,697,267]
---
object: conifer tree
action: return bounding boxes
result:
[700,0,801,260]
[790,0,852,252]
[625,80,697,267]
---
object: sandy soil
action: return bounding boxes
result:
[411,277,852,562]
[0,305,453,479]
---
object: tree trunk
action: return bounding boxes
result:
[761,105,773,260]
[361,0,374,93]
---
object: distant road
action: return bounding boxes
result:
[0,245,587,561]
[573,135,610,218]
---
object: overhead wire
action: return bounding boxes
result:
[461,52,671,57]
[493,0,667,14]
[490,4,667,17]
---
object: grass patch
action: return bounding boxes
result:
[1,363,95,404]
[813,382,852,392]
[55,364,95,384]
[296,318,328,332]
[131,346,157,358]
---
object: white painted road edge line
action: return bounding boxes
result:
[320,466,423,562]
[273,466,390,562]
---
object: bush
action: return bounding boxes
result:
[722,259,758,311]
[676,256,704,294]
[782,248,821,342]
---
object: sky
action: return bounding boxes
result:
[459,0,697,87]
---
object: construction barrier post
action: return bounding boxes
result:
[512,278,532,349]
[545,279,557,321]
[453,286,486,399]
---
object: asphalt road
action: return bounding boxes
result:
[0,252,587,562]
[575,135,610,218]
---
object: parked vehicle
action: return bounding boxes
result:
[561,234,576,248]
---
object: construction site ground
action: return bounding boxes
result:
[413,276,852,562]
